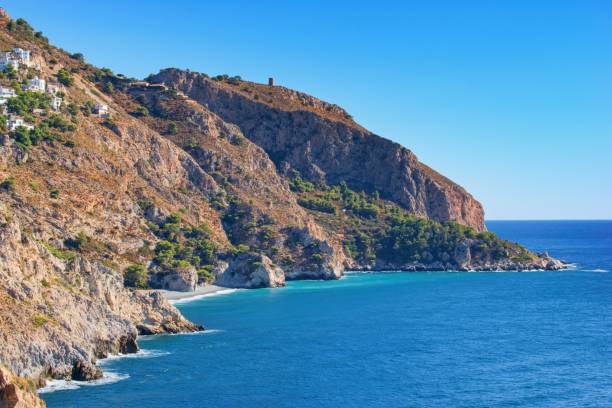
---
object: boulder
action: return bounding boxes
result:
[71,360,102,381]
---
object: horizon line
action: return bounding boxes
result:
[485,219,612,222]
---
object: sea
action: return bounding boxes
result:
[41,221,612,407]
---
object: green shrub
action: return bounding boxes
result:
[64,231,89,250]
[124,264,148,288]
[7,90,51,116]
[42,242,76,262]
[0,177,16,192]
[43,114,76,132]
[33,314,53,327]
[56,68,74,87]
[132,106,149,117]
[70,52,85,62]
[289,176,315,193]
[81,101,94,115]
[298,197,336,213]
[197,268,216,284]
[166,122,178,135]
[102,81,114,94]
[148,214,218,273]
[229,134,245,146]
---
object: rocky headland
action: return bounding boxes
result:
[0,9,564,407]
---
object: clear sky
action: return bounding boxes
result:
[2,0,611,219]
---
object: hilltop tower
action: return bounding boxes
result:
[268,77,274,87]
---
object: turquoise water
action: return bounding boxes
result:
[42,221,612,407]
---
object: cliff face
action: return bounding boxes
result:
[149,69,486,232]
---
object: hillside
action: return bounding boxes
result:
[149,68,486,231]
[0,10,563,406]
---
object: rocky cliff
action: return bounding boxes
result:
[149,69,486,231]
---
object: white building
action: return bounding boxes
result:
[0,86,16,101]
[11,48,30,66]
[0,58,18,72]
[0,90,16,105]
[0,48,31,70]
[51,96,62,111]
[0,51,12,64]
[46,84,64,95]
[94,103,109,117]
[6,115,34,131]
[25,77,46,92]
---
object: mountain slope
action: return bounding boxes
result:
[149,69,486,231]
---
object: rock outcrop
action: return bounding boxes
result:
[0,204,199,383]
[70,360,102,382]
[216,253,285,288]
[149,265,198,292]
[0,366,45,408]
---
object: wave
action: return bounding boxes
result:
[38,349,172,394]
[564,263,579,270]
[170,289,240,305]
[561,263,608,272]
[189,328,224,335]
[38,371,129,394]
[98,349,170,363]
[139,329,224,342]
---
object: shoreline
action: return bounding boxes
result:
[160,285,239,304]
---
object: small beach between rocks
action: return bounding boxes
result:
[159,285,237,304]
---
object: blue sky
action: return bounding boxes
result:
[3,0,611,219]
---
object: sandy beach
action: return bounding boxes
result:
[160,285,236,303]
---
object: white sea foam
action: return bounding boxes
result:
[139,329,224,342]
[170,289,240,305]
[38,371,129,394]
[98,349,170,364]
[38,349,171,394]
[185,328,224,335]
[582,268,609,272]
[342,271,371,275]
[565,263,579,270]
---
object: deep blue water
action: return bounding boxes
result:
[42,221,612,407]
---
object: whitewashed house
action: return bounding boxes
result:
[0,52,12,64]
[11,48,30,65]
[46,84,64,95]
[6,115,34,131]
[24,77,46,92]
[0,54,18,71]
[0,48,32,71]
[51,96,62,111]
[0,86,16,104]
[93,103,109,117]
